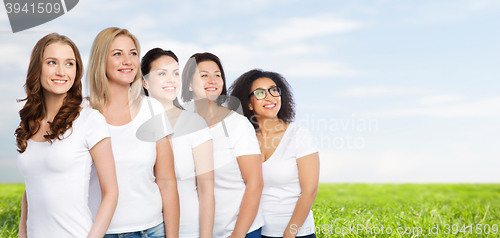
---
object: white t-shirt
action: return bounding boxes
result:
[17,107,110,238]
[171,110,212,238]
[211,112,264,238]
[260,123,318,237]
[88,96,172,234]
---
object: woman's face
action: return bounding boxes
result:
[106,35,139,85]
[40,42,77,97]
[190,60,223,101]
[144,55,180,102]
[249,77,281,120]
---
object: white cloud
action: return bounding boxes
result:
[0,82,24,131]
[62,0,140,20]
[269,44,324,57]
[0,159,17,166]
[0,2,9,27]
[141,40,259,77]
[0,43,31,69]
[0,160,23,183]
[335,86,425,97]
[297,103,338,112]
[139,39,356,82]
[417,94,462,105]
[363,96,500,118]
[125,13,160,31]
[401,0,500,26]
[259,15,364,44]
[280,60,357,78]
[141,40,204,64]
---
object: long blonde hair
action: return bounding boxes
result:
[87,27,142,111]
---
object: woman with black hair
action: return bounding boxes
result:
[182,53,264,238]
[229,69,320,238]
[141,48,215,238]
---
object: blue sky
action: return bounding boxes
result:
[1,0,499,182]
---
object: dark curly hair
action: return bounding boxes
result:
[15,33,84,153]
[229,69,295,129]
[141,47,183,109]
[181,52,228,105]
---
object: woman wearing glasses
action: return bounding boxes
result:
[181,53,264,238]
[229,69,320,238]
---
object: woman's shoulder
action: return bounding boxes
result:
[77,106,106,125]
[286,123,313,138]
[142,96,166,115]
[225,110,247,123]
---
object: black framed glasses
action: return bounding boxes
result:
[249,86,281,100]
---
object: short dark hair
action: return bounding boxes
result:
[181,52,228,105]
[229,69,295,129]
[141,47,183,109]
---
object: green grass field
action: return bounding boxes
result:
[0,184,24,238]
[1,184,499,237]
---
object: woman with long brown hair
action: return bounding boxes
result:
[86,27,179,238]
[15,33,118,237]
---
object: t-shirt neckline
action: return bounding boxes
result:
[262,122,294,164]
[107,97,147,128]
[28,107,87,144]
[208,110,235,130]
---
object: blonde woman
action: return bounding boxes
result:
[15,33,118,238]
[86,27,179,238]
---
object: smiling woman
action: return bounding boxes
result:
[14,33,119,238]
[86,27,179,238]
[230,69,320,238]
[141,48,215,238]
[38,43,76,96]
[182,53,264,238]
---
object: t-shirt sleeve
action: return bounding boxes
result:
[85,110,111,150]
[189,115,212,147]
[295,126,318,159]
[191,128,212,148]
[149,97,174,139]
[232,115,261,157]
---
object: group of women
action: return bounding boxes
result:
[15,27,320,238]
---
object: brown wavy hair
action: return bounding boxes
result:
[15,33,84,153]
